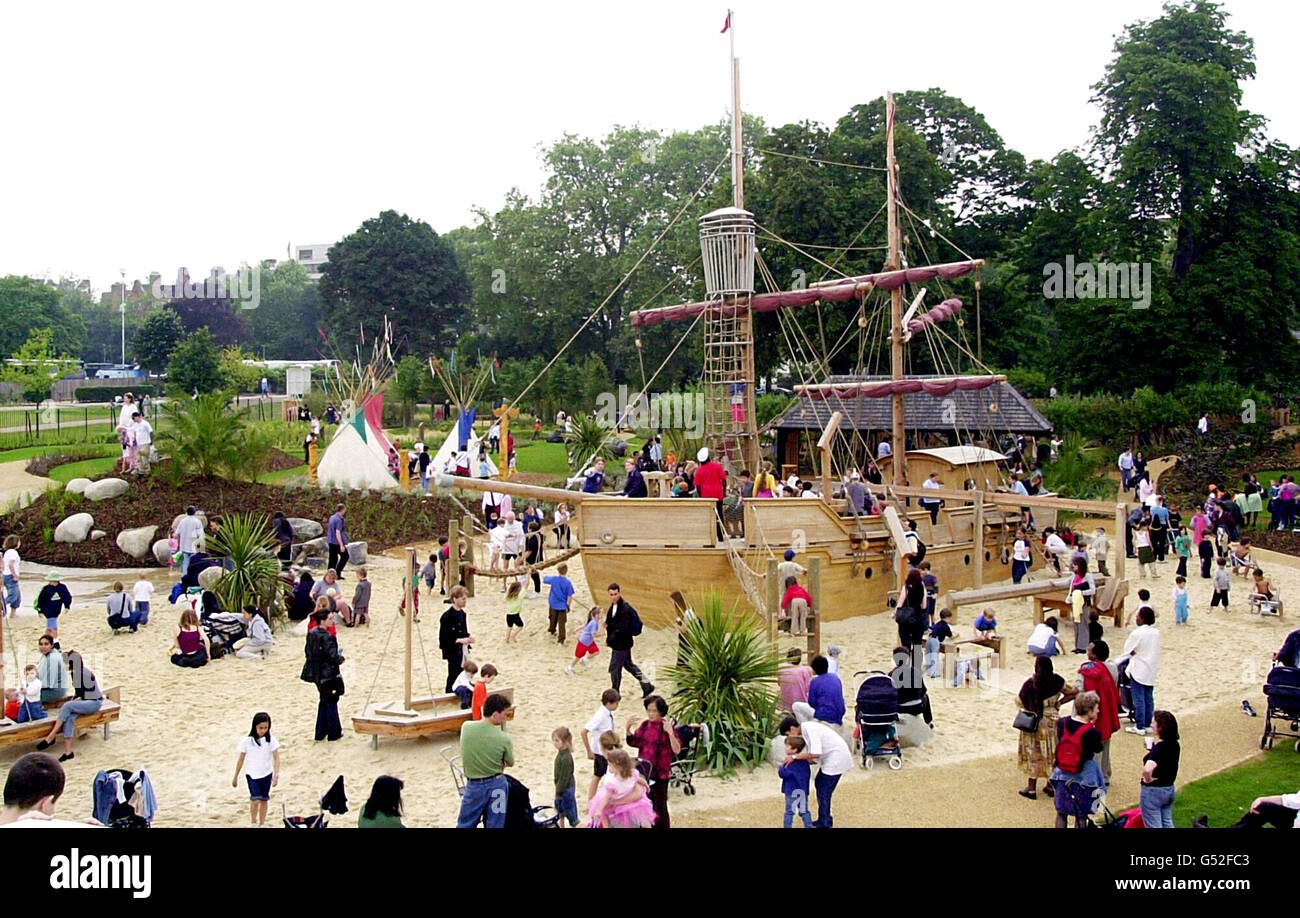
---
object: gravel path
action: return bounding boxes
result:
[0,459,51,510]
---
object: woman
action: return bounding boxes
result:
[1132,451,1148,498]
[287,571,315,621]
[1048,690,1106,828]
[1018,656,1076,799]
[301,608,345,741]
[1137,471,1156,508]
[553,503,572,549]
[170,609,210,667]
[35,635,67,705]
[524,522,544,595]
[1139,710,1180,828]
[271,511,294,570]
[35,651,102,762]
[1027,616,1062,657]
[235,606,273,659]
[359,775,405,828]
[777,647,812,712]
[1244,474,1263,528]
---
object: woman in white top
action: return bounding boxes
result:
[554,503,572,549]
[1138,473,1157,508]
[1011,529,1032,584]
[117,393,137,431]
[2,534,21,617]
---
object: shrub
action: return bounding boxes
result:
[72,385,156,403]
[206,512,284,626]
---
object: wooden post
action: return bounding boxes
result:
[307,438,319,487]
[972,490,985,589]
[765,558,780,645]
[448,518,461,589]
[493,404,519,481]
[461,515,476,597]
[808,556,822,657]
[885,92,906,485]
[1114,503,1126,581]
[398,440,410,491]
[817,411,843,502]
[404,546,414,711]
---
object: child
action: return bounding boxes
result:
[1135,523,1158,579]
[778,735,814,828]
[1088,609,1104,647]
[588,747,654,828]
[1090,527,1110,578]
[567,606,602,676]
[504,581,524,643]
[1172,575,1189,625]
[132,571,153,627]
[926,609,954,678]
[826,645,842,676]
[1211,558,1230,609]
[1172,527,1191,579]
[452,660,478,709]
[582,689,620,800]
[471,663,498,720]
[7,664,46,722]
[106,581,136,633]
[919,561,938,623]
[1126,588,1155,627]
[437,537,450,594]
[552,727,578,828]
[397,565,419,623]
[972,608,998,639]
[420,554,437,594]
[1229,538,1254,577]
[231,712,280,827]
[543,563,575,645]
[352,566,371,626]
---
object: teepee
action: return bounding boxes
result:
[317,320,400,491]
[430,407,498,479]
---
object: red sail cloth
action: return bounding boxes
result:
[907,298,962,334]
[798,375,1000,401]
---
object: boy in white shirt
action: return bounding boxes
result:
[131,571,154,627]
[129,411,154,473]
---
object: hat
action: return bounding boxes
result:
[850,470,861,480]
[46,571,60,582]
[784,549,796,561]
[697,447,710,463]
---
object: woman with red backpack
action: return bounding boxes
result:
[1049,691,1107,827]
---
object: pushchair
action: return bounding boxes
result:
[1260,664,1300,752]
[92,768,155,828]
[852,671,903,770]
[283,776,346,828]
[202,611,247,659]
[668,723,710,796]
[441,748,560,827]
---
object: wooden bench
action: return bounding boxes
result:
[950,635,1006,668]
[0,687,122,750]
[1032,577,1127,628]
[353,686,516,749]
[940,642,995,685]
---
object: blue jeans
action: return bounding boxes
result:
[3,574,19,612]
[135,601,150,625]
[1029,636,1059,657]
[555,786,578,826]
[16,700,46,723]
[1131,680,1154,730]
[57,699,102,737]
[783,790,813,828]
[181,552,195,577]
[813,771,841,828]
[457,775,508,828]
[1012,559,1028,583]
[1139,783,1175,828]
[924,636,940,678]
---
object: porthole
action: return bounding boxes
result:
[600,530,616,544]
[964,555,971,566]
[864,567,873,579]
[985,551,991,562]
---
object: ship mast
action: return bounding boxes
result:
[885,92,906,485]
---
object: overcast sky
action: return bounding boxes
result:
[2,0,1294,294]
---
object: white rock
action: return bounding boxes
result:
[152,539,173,565]
[90,530,107,541]
[84,478,130,502]
[287,517,323,540]
[294,536,327,560]
[54,513,95,543]
[197,566,223,590]
[65,478,92,495]
[347,541,367,564]
[116,525,159,560]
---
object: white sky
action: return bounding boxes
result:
[2,0,1294,294]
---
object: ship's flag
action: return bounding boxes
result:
[721,11,731,32]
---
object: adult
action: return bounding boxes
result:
[1,534,19,618]
[35,635,67,705]
[326,503,349,578]
[301,609,345,741]
[0,754,90,827]
[777,648,812,711]
[620,459,647,498]
[605,584,653,698]
[554,503,572,549]
[359,776,405,828]
[417,443,432,494]
[456,693,513,828]
[116,392,137,432]
[581,458,607,494]
[1139,710,1180,828]
[1011,527,1032,584]
[173,505,205,578]
[1197,413,1209,436]
[626,695,682,830]
[439,586,474,693]
[1048,690,1106,828]
[169,608,209,667]
[806,655,845,728]
[1017,655,1074,800]
[1027,617,1061,657]
[35,572,72,644]
[779,715,852,828]
[36,651,102,763]
[1229,790,1300,828]
[1274,626,1300,669]
[1068,557,1096,653]
[1117,448,1135,493]
[287,571,315,621]
[844,470,868,516]
[877,439,892,460]
[311,568,342,604]
[920,471,944,524]
[693,447,727,541]
[271,511,294,570]
[1132,451,1148,491]
[1118,606,1161,736]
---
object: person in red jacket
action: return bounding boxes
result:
[1076,639,1121,779]
[780,577,814,636]
[693,447,727,541]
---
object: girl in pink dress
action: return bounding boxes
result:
[587,749,655,828]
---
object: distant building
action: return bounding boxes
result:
[293,243,334,281]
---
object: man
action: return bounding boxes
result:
[1010,472,1032,528]
[845,471,868,517]
[920,471,944,525]
[621,459,647,498]
[877,440,892,460]
[173,505,205,578]
[488,421,501,454]
[130,411,154,474]
[605,584,653,698]
[693,447,727,541]
[649,434,663,469]
[259,376,269,397]
[1229,791,1300,828]
[0,753,95,827]
[1197,413,1209,436]
[326,503,348,578]
[780,715,852,828]
[1118,607,1161,736]
[1117,448,1134,493]
[582,458,607,494]
[455,694,513,828]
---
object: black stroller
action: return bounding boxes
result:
[668,723,710,796]
[852,671,903,770]
[442,749,560,827]
[202,611,247,659]
[283,776,347,828]
[1261,664,1300,752]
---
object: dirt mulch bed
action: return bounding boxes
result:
[266,448,302,472]
[1,470,453,568]
[1245,528,1300,557]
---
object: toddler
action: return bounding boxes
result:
[778,735,813,828]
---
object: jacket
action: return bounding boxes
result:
[37,650,68,695]
[605,600,641,651]
[1078,660,1121,741]
[301,627,343,684]
[439,607,469,661]
[272,516,294,545]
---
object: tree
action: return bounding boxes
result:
[391,355,429,427]
[171,294,252,347]
[158,390,245,478]
[319,210,470,358]
[0,330,79,403]
[248,260,322,359]
[166,328,224,395]
[218,346,262,393]
[133,307,185,372]
[0,276,86,359]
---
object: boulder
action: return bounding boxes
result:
[294,537,327,562]
[54,513,95,543]
[65,478,92,496]
[90,530,107,541]
[85,478,130,502]
[287,517,323,540]
[197,566,223,590]
[151,539,173,565]
[347,541,367,564]
[116,525,159,560]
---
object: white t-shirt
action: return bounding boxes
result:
[174,515,204,554]
[19,677,40,703]
[922,478,943,500]
[827,656,840,675]
[798,720,852,776]
[584,705,618,756]
[1121,624,1161,686]
[451,669,473,693]
[1044,534,1068,557]
[2,548,19,579]
[1028,622,1057,652]
[501,522,524,555]
[0,814,101,828]
[237,735,280,779]
[131,418,153,446]
[1013,538,1031,563]
[132,580,155,604]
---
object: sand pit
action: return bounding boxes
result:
[0,536,1293,827]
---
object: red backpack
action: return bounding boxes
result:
[1056,720,1087,774]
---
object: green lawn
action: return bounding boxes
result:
[514,439,569,478]
[1172,742,1300,828]
[0,442,118,465]
[47,456,119,483]
[259,465,309,485]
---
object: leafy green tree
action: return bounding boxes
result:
[171,294,252,347]
[158,391,244,479]
[0,330,79,402]
[0,276,86,359]
[319,210,469,358]
[248,260,322,359]
[133,307,185,372]
[166,328,224,395]
[219,346,263,393]
[391,355,430,426]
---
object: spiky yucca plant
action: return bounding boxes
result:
[566,414,614,475]
[667,591,780,776]
[206,512,284,626]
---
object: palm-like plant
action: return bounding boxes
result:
[668,592,780,776]
[159,391,245,479]
[206,512,284,625]
[566,414,614,475]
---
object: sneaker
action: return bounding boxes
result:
[565,665,575,676]
[1242,700,1258,717]
[1191,814,1210,828]
[1124,726,1144,735]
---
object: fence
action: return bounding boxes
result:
[7,402,163,445]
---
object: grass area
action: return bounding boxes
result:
[47,456,119,483]
[514,439,569,477]
[0,442,118,464]
[1172,742,1299,828]
[259,465,309,485]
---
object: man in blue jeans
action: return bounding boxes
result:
[456,693,514,828]
[780,715,852,828]
[1119,606,1161,735]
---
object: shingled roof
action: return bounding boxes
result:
[771,375,1053,435]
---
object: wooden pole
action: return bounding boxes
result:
[461,515,476,598]
[885,92,905,486]
[817,411,843,502]
[398,440,410,491]
[1114,503,1127,581]
[307,438,319,487]
[493,404,519,481]
[765,558,780,645]
[448,518,461,589]
[404,546,414,710]
[808,556,822,657]
[972,490,985,589]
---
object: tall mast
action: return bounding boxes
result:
[886,92,906,486]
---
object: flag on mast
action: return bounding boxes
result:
[721,10,731,32]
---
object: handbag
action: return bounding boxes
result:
[1013,709,1041,733]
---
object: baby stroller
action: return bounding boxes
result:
[441,748,560,827]
[852,671,903,770]
[668,723,710,796]
[1260,664,1300,752]
[283,776,347,828]
[92,768,155,828]
[202,611,247,659]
